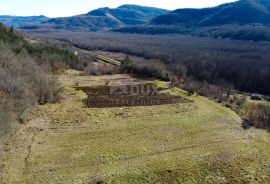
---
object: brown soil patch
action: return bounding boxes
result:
[77,85,186,108]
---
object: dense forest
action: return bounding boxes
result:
[114,0,270,42]
[31,31,270,95]
[114,24,270,42]
[0,24,82,143]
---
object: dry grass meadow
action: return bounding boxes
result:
[0,71,270,184]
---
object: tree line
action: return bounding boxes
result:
[32,31,270,95]
[0,24,82,142]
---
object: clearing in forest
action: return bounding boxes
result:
[78,83,187,108]
[78,49,121,66]
[0,71,270,184]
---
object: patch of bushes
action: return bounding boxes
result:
[1,23,83,72]
[40,31,270,95]
[120,56,170,80]
[0,24,23,43]
[0,25,76,140]
[0,42,60,116]
[248,104,270,131]
[84,63,118,76]
[25,44,83,71]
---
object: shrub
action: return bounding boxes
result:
[41,31,270,95]
[170,65,188,88]
[235,96,246,107]
[120,57,169,81]
[0,46,60,113]
[26,44,83,71]
[248,104,270,130]
[84,63,118,76]
[0,102,13,138]
[0,41,61,138]
[120,55,133,73]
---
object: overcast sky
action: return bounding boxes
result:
[0,0,237,17]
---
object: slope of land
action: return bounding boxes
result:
[150,0,270,26]
[0,16,49,28]
[78,48,121,66]
[19,5,168,31]
[7,0,270,41]
[114,0,270,41]
[31,31,270,95]
[0,24,84,150]
[88,5,168,25]
[1,70,269,183]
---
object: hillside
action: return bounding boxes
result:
[0,23,82,146]
[1,71,270,183]
[30,31,270,94]
[36,15,124,31]
[1,1,270,183]
[150,0,270,26]
[10,1,270,41]
[88,5,168,25]
[0,15,49,28]
[115,0,270,41]
[20,5,168,31]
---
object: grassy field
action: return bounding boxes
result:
[1,72,270,184]
[79,49,121,66]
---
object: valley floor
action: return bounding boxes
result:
[0,71,270,184]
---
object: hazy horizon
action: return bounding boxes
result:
[0,0,237,18]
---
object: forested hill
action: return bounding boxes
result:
[0,23,82,141]
[114,0,270,41]
[0,15,49,28]
[4,1,270,41]
[18,5,168,31]
[87,5,168,25]
[150,0,270,26]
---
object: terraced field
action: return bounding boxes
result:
[1,72,270,184]
[78,49,121,66]
[78,84,187,108]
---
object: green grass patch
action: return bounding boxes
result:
[2,75,270,184]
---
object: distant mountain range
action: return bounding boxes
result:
[2,0,270,41]
[150,0,270,26]
[13,5,168,31]
[0,15,49,28]
[88,5,168,25]
[114,0,270,41]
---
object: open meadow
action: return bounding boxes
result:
[1,71,270,184]
[2,1,270,183]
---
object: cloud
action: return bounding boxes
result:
[0,4,8,10]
